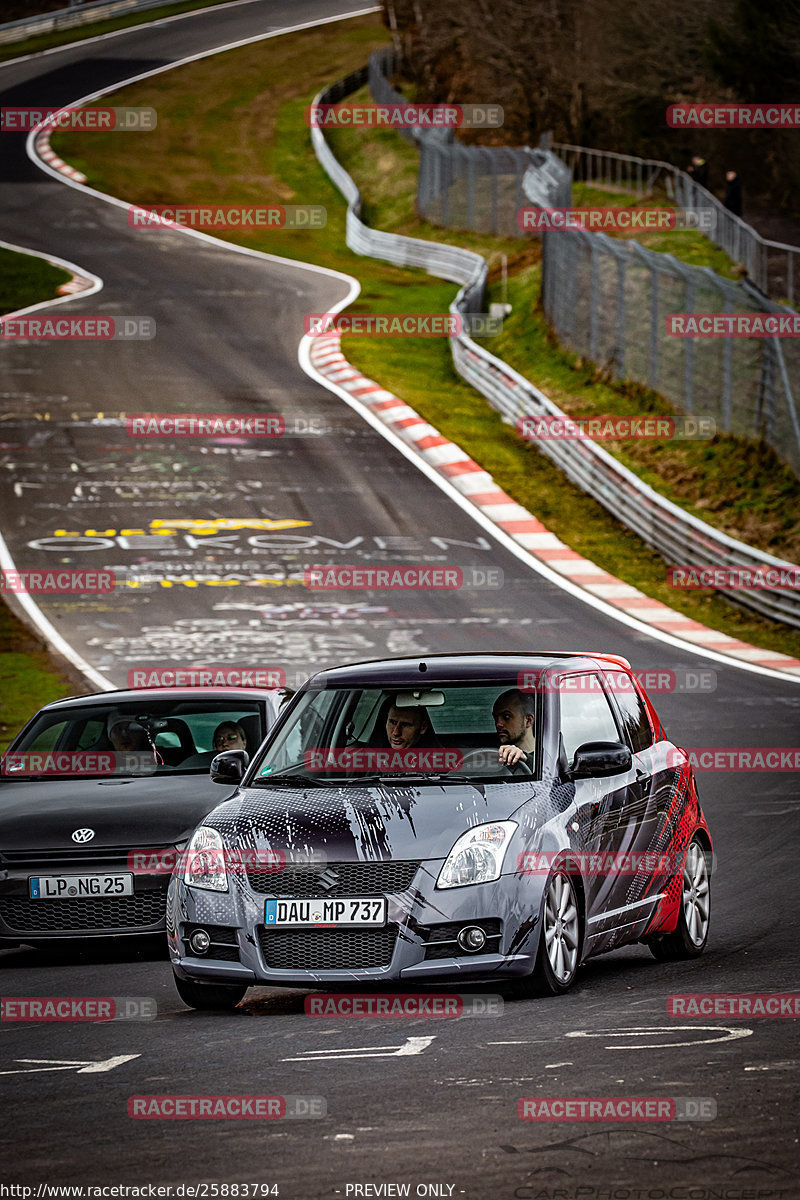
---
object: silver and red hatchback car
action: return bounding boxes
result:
[168,653,712,1008]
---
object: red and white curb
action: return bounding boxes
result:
[309,333,800,678]
[34,129,87,184]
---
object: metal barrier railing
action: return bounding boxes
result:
[310,67,800,630]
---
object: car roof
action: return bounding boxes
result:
[38,688,282,712]
[304,652,632,688]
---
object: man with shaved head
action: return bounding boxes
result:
[492,688,535,767]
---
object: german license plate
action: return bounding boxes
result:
[265,896,386,927]
[29,874,134,899]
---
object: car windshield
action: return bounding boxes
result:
[249,682,540,784]
[3,699,265,779]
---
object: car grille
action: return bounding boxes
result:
[247,860,420,896]
[181,923,240,962]
[0,893,166,934]
[257,925,398,971]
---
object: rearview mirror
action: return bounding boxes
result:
[569,741,632,780]
[394,690,445,707]
[210,749,249,785]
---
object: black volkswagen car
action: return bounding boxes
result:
[0,687,281,947]
[168,653,712,1008]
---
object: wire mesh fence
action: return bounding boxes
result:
[540,228,800,476]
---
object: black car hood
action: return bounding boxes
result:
[0,774,236,852]
[206,779,539,861]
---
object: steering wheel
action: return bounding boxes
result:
[456,747,533,776]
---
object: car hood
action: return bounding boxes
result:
[204,779,541,861]
[0,775,235,852]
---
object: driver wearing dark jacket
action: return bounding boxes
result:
[493,689,535,767]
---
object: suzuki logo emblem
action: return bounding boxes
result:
[317,868,340,892]
[71,828,95,844]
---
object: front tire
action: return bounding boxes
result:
[173,970,247,1010]
[649,840,711,961]
[512,869,581,997]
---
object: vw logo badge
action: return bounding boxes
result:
[71,828,95,844]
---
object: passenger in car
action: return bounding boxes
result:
[212,722,248,753]
[492,689,535,767]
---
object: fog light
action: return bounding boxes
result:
[457,926,487,953]
[190,928,211,955]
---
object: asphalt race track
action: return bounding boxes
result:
[1,2,800,1195]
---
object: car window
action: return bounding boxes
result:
[612,683,653,753]
[251,682,540,782]
[7,700,265,777]
[559,676,620,762]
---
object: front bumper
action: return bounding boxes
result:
[167,860,543,987]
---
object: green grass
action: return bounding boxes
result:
[49,13,800,659]
[0,0,245,63]
[0,246,72,316]
[0,600,78,751]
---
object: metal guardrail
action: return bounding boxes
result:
[311,69,800,630]
[0,0,197,45]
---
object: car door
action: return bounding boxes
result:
[557,673,645,950]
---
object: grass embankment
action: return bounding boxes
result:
[0,602,78,752]
[0,247,83,743]
[50,12,800,658]
[0,246,72,316]
[0,0,245,63]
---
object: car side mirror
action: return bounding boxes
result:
[569,740,632,780]
[210,749,249,785]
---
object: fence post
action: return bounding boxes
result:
[589,240,599,361]
[683,278,695,414]
[649,266,659,390]
[615,249,626,379]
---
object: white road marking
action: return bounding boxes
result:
[0,1054,140,1075]
[565,1026,753,1049]
[283,1036,435,1062]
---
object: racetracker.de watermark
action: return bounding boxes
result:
[517,415,714,441]
[666,313,800,337]
[304,993,502,1017]
[0,317,155,341]
[1,752,154,776]
[1,106,156,131]
[126,666,286,688]
[1,569,115,593]
[306,103,503,129]
[668,103,800,127]
[517,851,704,876]
[127,848,286,875]
[667,566,800,591]
[667,993,800,1017]
[517,207,715,232]
[518,1097,716,1121]
[1,996,156,1021]
[304,312,503,337]
[126,415,285,438]
[303,748,463,774]
[667,748,800,771]
[304,566,502,590]
[127,1095,325,1119]
[517,667,717,694]
[127,205,325,230]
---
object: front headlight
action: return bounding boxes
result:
[437,821,518,889]
[184,826,228,892]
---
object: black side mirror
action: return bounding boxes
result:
[210,749,249,785]
[569,740,632,780]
